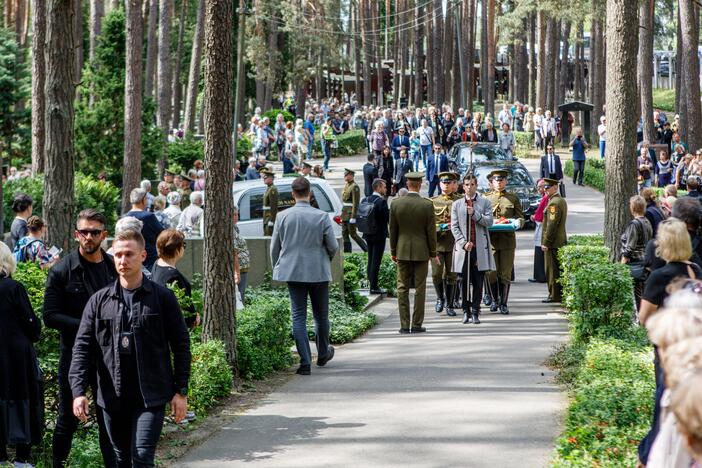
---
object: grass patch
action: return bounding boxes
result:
[652,88,675,113]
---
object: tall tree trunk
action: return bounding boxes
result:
[89,0,104,63]
[183,0,203,134]
[360,0,371,106]
[574,22,582,100]
[144,0,157,97]
[202,0,237,368]
[392,0,401,107]
[675,5,685,138]
[638,0,654,143]
[680,0,701,150]
[352,2,361,102]
[374,1,382,105]
[536,10,546,110]
[545,16,556,113]
[263,7,278,110]
[604,0,639,260]
[171,0,187,128]
[426,0,434,104]
[433,0,443,105]
[157,0,171,173]
[528,12,536,107]
[123,0,143,213]
[465,0,475,112]
[73,0,83,82]
[558,21,570,107]
[31,0,46,174]
[589,15,603,142]
[413,0,424,106]
[485,0,495,117]
[44,0,76,253]
[445,9,457,108]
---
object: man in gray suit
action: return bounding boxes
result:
[451,173,495,324]
[271,177,339,375]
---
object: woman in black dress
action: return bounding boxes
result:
[0,242,43,465]
[151,229,199,328]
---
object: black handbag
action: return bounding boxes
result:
[629,261,649,282]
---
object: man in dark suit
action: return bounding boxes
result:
[481,121,498,143]
[391,127,410,160]
[539,145,565,197]
[362,178,390,294]
[394,149,414,192]
[426,144,449,197]
[362,154,378,197]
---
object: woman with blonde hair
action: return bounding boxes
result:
[670,369,702,465]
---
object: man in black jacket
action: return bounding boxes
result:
[393,149,414,192]
[70,230,191,467]
[362,179,390,294]
[539,145,565,197]
[362,154,378,197]
[43,209,117,467]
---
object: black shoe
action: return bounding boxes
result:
[435,299,444,313]
[528,278,538,283]
[483,293,492,306]
[296,366,311,375]
[410,326,427,333]
[317,346,335,367]
[500,304,510,315]
[370,288,387,295]
[490,303,499,312]
[399,328,410,334]
[472,312,481,324]
[578,182,584,186]
[542,297,554,303]
[462,312,471,324]
[446,308,457,317]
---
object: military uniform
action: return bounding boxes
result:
[541,179,568,302]
[430,172,462,316]
[164,170,178,194]
[261,169,279,236]
[484,170,524,314]
[390,172,437,333]
[341,168,368,253]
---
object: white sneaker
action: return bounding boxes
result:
[14,462,35,468]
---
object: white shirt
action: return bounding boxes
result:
[598,124,607,141]
[417,126,434,146]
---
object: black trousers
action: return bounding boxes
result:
[54,341,116,467]
[573,160,586,184]
[365,238,386,290]
[461,249,485,311]
[288,282,331,368]
[533,246,546,282]
[101,404,166,468]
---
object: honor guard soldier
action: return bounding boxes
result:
[540,178,568,303]
[485,169,524,314]
[164,169,178,193]
[431,171,462,316]
[341,168,368,253]
[179,174,193,208]
[261,168,278,236]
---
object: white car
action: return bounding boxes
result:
[232,177,344,237]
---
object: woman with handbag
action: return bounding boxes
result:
[620,195,653,310]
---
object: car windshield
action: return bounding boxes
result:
[454,145,512,164]
[473,166,534,191]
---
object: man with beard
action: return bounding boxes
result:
[43,209,117,467]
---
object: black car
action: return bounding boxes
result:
[460,161,542,228]
[447,142,516,175]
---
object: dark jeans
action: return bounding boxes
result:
[101,405,165,468]
[288,281,332,368]
[573,160,585,184]
[428,176,440,197]
[366,238,386,290]
[322,140,332,170]
[461,249,485,311]
[53,342,116,467]
[0,444,30,463]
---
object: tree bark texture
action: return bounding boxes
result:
[545,16,556,113]
[528,12,536,108]
[536,10,546,110]
[465,0,475,111]
[432,0,443,105]
[72,0,82,83]
[157,0,171,173]
[44,0,76,253]
[89,0,104,63]
[183,0,203,134]
[675,5,685,139]
[263,5,279,110]
[360,0,371,105]
[202,0,237,368]
[352,3,361,101]
[485,0,495,116]
[31,0,46,174]
[144,0,158,98]
[122,0,143,213]
[558,21,570,108]
[637,0,654,143]
[171,0,187,128]
[413,0,423,106]
[604,0,639,260]
[680,0,701,151]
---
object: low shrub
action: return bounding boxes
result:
[558,244,610,312]
[566,234,604,246]
[262,108,295,123]
[313,129,367,156]
[343,258,368,311]
[513,131,534,148]
[553,339,654,467]
[307,298,377,344]
[563,158,605,192]
[188,340,234,416]
[167,138,204,173]
[343,252,397,297]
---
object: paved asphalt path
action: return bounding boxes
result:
[176,153,604,468]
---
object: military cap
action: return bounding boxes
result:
[405,171,425,181]
[543,177,559,187]
[180,173,193,182]
[438,171,459,181]
[487,169,509,180]
[165,169,177,176]
[259,167,275,178]
[302,161,313,169]
[344,168,355,175]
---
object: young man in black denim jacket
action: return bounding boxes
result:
[69,230,191,467]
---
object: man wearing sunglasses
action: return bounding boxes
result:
[540,178,568,303]
[485,170,524,314]
[43,209,117,467]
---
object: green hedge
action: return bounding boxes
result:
[3,173,121,233]
[558,244,610,314]
[513,131,534,148]
[344,252,398,296]
[188,340,234,416]
[308,298,377,344]
[313,129,367,156]
[563,158,605,192]
[262,108,295,123]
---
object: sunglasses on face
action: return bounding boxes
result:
[77,229,103,238]
[493,176,506,182]
[544,184,553,189]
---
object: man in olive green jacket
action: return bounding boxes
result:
[390,172,437,334]
[540,178,568,303]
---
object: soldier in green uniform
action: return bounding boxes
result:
[164,169,178,194]
[390,172,437,334]
[261,168,278,236]
[484,169,524,314]
[431,171,462,316]
[178,174,193,209]
[341,168,368,253]
[540,178,568,303]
